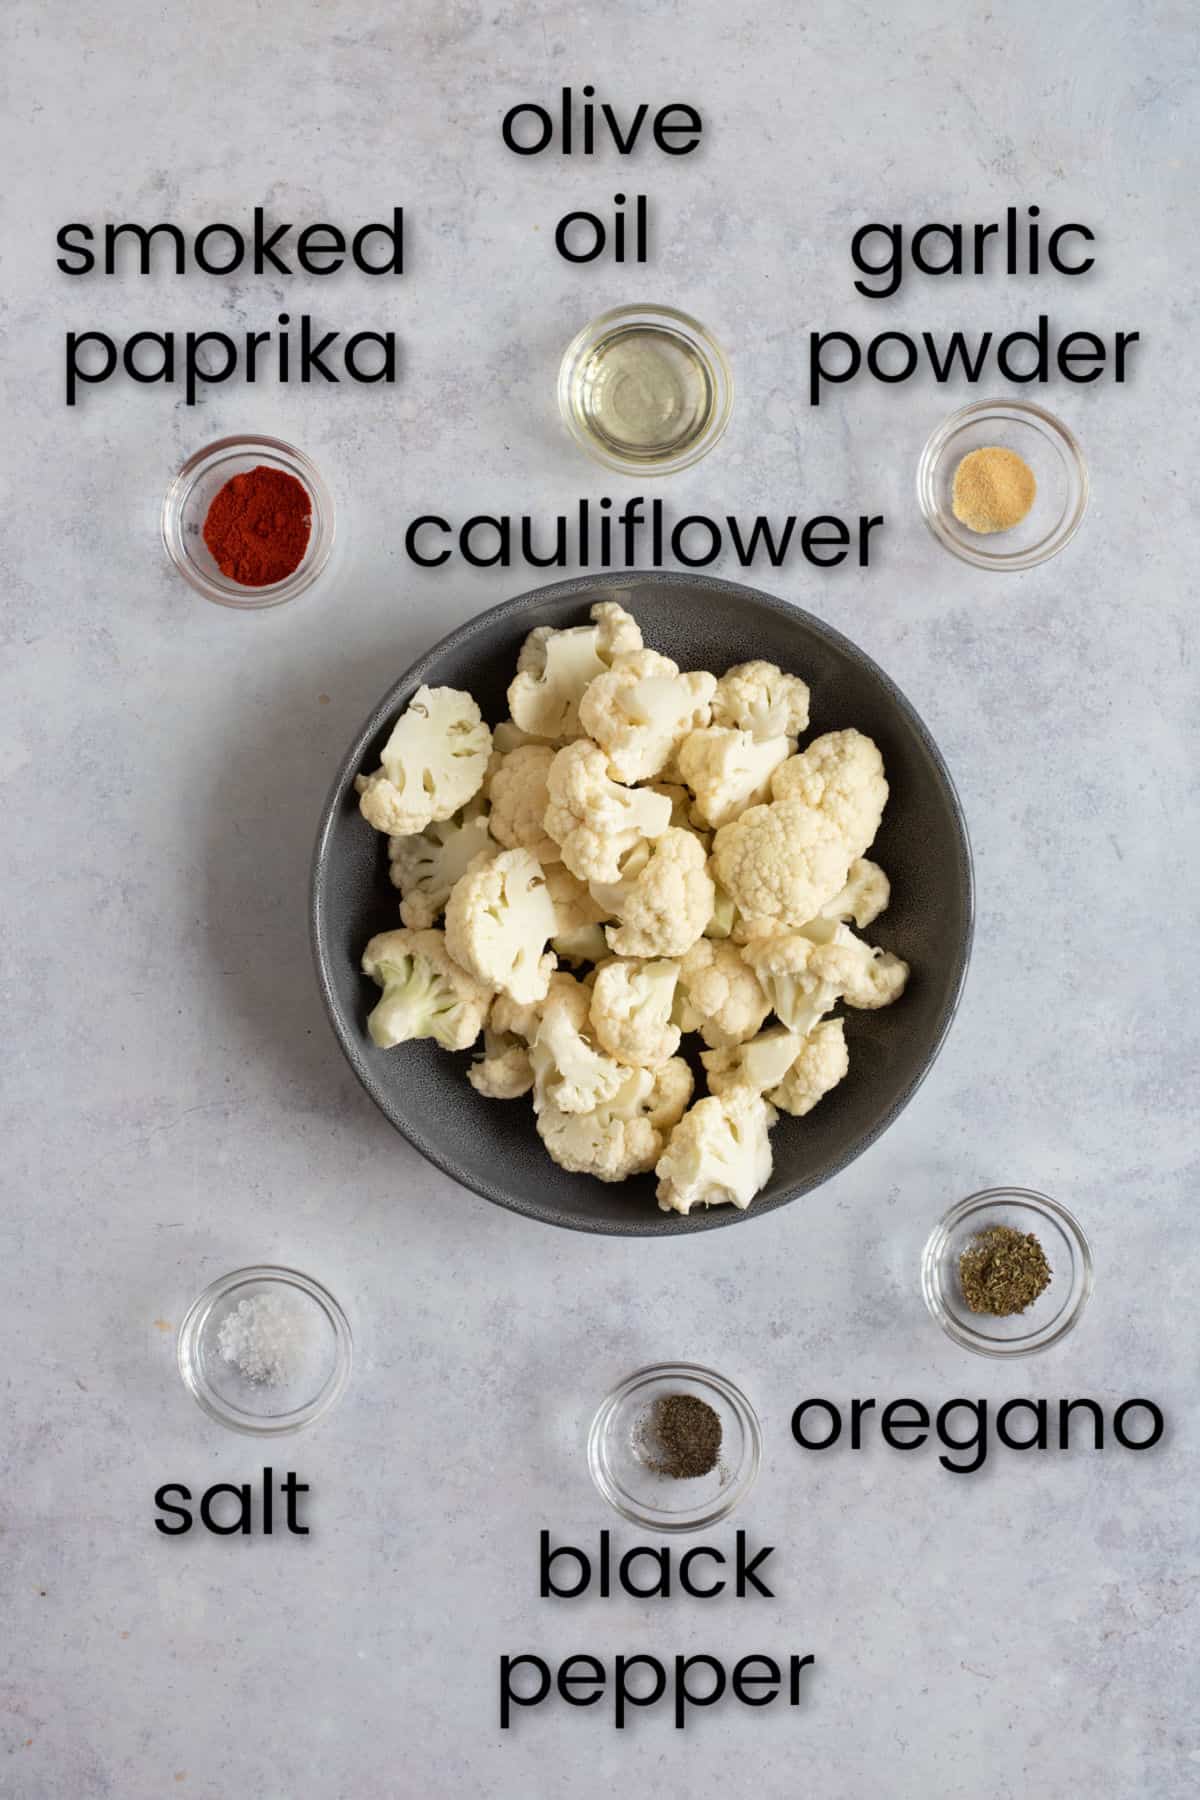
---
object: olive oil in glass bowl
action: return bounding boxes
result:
[558,304,733,475]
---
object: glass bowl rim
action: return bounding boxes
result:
[920,1186,1094,1357]
[557,302,734,476]
[161,433,335,609]
[176,1262,353,1435]
[587,1359,762,1533]
[915,397,1089,571]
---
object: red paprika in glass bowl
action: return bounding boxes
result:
[162,435,335,608]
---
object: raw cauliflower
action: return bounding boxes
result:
[356,687,491,835]
[712,798,851,929]
[507,601,642,740]
[589,958,682,1068]
[353,603,911,1213]
[700,1018,848,1119]
[579,648,716,784]
[361,928,492,1052]
[537,1058,693,1182]
[487,743,561,864]
[769,1018,849,1116]
[771,729,888,862]
[816,858,891,931]
[710,660,811,741]
[604,828,714,959]
[468,1027,534,1100]
[444,848,557,1005]
[655,1088,776,1215]
[530,973,628,1114]
[543,862,611,965]
[676,938,770,1049]
[677,726,791,830]
[741,924,908,1031]
[388,804,495,929]
[543,740,672,883]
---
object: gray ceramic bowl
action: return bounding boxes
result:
[311,573,973,1236]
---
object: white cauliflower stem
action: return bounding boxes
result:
[356,687,491,835]
[444,848,557,1005]
[507,602,642,740]
[543,740,672,883]
[580,649,716,783]
[388,805,495,928]
[590,958,682,1067]
[655,1088,776,1215]
[700,1018,849,1119]
[543,863,611,965]
[361,928,492,1052]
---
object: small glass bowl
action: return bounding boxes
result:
[177,1265,352,1434]
[588,1362,761,1534]
[161,435,335,608]
[557,303,733,476]
[917,399,1088,570]
[921,1188,1094,1356]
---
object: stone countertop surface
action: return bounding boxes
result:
[2,2,1197,1795]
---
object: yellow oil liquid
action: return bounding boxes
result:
[571,324,716,463]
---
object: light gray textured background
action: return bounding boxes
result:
[3,2,1197,1796]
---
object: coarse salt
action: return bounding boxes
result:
[216,1292,310,1387]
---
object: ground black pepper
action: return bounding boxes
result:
[642,1393,722,1479]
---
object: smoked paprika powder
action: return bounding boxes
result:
[203,464,312,587]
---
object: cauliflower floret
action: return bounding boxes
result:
[813,858,891,931]
[543,740,672,883]
[655,1088,776,1215]
[712,799,851,929]
[710,660,811,741]
[768,1018,849,1116]
[388,805,496,929]
[530,973,628,1114]
[444,848,557,1005]
[771,729,888,861]
[676,939,770,1049]
[355,687,491,836]
[700,1019,848,1121]
[537,1058,693,1182]
[605,828,715,959]
[467,1027,534,1099]
[806,923,909,1010]
[491,990,541,1041]
[589,958,682,1068]
[677,727,791,830]
[741,924,908,1030]
[701,1025,808,1097]
[543,862,611,965]
[360,928,492,1052]
[579,648,716,784]
[738,933,841,1035]
[507,602,642,740]
[487,744,561,864]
